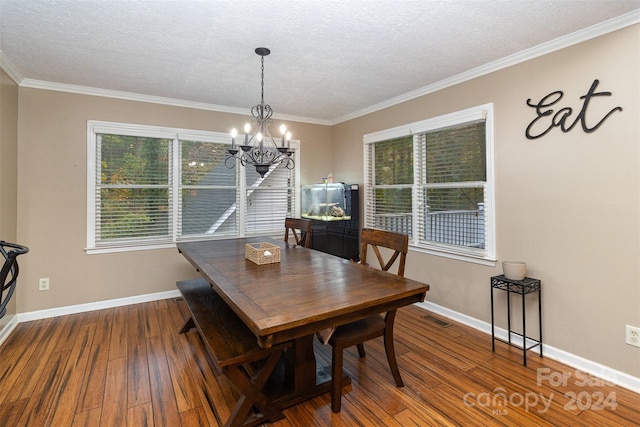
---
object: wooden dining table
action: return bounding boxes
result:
[177,237,429,422]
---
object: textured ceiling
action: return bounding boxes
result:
[1,0,639,124]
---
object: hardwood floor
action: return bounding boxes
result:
[0,298,638,426]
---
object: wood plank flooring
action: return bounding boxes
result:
[0,298,638,426]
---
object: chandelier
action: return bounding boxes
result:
[225,47,294,178]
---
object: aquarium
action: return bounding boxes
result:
[301,183,360,260]
[301,183,356,221]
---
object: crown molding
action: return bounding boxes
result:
[0,51,24,84]
[332,10,640,125]
[18,78,332,126]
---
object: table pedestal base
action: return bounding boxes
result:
[231,335,351,426]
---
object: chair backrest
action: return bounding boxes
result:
[0,241,29,319]
[284,218,312,248]
[360,228,408,277]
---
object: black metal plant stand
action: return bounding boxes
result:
[490,274,542,366]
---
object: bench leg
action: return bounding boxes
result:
[222,349,285,427]
[179,316,195,334]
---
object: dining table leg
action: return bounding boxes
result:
[276,334,350,409]
[293,335,318,392]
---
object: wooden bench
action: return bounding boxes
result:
[177,278,290,427]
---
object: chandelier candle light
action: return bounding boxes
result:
[226,47,294,178]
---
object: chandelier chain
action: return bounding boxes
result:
[261,55,265,105]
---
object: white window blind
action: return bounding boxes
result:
[95,133,173,247]
[415,120,487,255]
[87,121,300,253]
[364,136,414,236]
[244,164,296,235]
[363,104,495,263]
[179,138,239,238]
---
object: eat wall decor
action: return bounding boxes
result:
[525,79,622,139]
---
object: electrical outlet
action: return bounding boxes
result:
[626,325,640,347]
[38,277,50,291]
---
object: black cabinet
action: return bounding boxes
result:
[301,183,359,260]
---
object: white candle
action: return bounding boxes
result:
[280,124,287,147]
[230,128,237,150]
[244,123,251,145]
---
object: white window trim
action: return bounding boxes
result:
[363,103,496,266]
[86,120,301,254]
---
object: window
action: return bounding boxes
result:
[364,104,495,264]
[87,121,300,253]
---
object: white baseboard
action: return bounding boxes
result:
[417,301,640,394]
[0,315,19,347]
[16,289,181,323]
[1,292,638,394]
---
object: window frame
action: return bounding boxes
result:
[87,120,300,254]
[363,103,496,265]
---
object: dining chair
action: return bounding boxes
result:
[0,241,29,319]
[284,217,312,248]
[328,227,409,413]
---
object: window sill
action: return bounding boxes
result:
[85,242,176,255]
[85,233,285,255]
[409,244,497,267]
